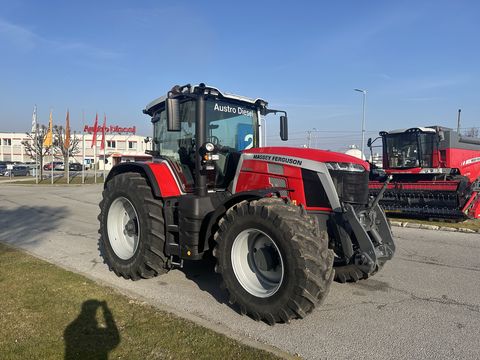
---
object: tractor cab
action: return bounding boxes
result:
[144,83,287,194]
[379,127,438,170]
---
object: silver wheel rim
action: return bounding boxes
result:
[231,228,284,298]
[107,196,140,260]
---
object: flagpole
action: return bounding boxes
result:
[66,151,69,184]
[51,109,54,185]
[91,113,99,184]
[35,123,39,184]
[94,139,97,184]
[66,110,70,185]
[51,151,54,184]
[103,114,106,182]
[33,105,39,184]
[82,110,85,184]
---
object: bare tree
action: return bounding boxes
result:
[463,127,479,138]
[21,125,52,179]
[52,125,80,173]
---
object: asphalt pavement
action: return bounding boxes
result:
[0,184,479,359]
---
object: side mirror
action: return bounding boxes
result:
[166,98,181,132]
[367,137,372,148]
[438,130,445,141]
[280,115,288,141]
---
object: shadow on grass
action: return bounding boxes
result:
[0,205,70,247]
[64,300,120,360]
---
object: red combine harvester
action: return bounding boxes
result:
[368,124,480,220]
[98,84,395,324]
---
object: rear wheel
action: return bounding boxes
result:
[98,172,168,280]
[213,197,334,324]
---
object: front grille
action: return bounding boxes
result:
[301,169,330,207]
[329,170,369,204]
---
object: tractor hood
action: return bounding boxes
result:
[243,147,370,171]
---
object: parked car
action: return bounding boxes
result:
[3,165,30,177]
[0,164,7,175]
[24,163,40,171]
[44,161,63,171]
[69,163,83,171]
[54,163,65,171]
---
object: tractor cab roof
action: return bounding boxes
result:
[379,125,453,136]
[144,84,268,116]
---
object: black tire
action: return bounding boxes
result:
[213,197,334,324]
[98,172,168,280]
[334,260,385,283]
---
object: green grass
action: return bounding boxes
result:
[389,217,480,231]
[0,243,282,360]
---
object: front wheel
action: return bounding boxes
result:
[213,197,334,324]
[98,172,168,280]
[334,260,385,283]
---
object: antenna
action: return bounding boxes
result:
[456,109,461,134]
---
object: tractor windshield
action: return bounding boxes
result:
[152,98,259,191]
[205,99,258,150]
[384,132,435,168]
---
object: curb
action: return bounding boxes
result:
[389,221,480,234]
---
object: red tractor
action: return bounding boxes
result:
[368,125,480,220]
[98,84,395,324]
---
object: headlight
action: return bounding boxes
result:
[326,162,365,172]
[204,142,215,152]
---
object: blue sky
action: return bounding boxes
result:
[0,0,479,150]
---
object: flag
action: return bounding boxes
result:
[100,114,106,150]
[31,105,37,133]
[91,113,98,148]
[43,110,53,147]
[64,110,71,150]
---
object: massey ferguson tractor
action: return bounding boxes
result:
[368,125,480,220]
[98,84,395,324]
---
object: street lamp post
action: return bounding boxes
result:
[354,88,367,159]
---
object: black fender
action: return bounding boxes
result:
[105,162,162,198]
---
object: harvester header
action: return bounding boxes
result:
[369,125,480,219]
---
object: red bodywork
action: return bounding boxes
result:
[381,148,480,182]
[148,162,183,197]
[244,147,368,168]
[370,130,480,219]
[147,147,369,213]
[235,147,368,212]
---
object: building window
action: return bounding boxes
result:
[128,141,137,150]
[107,140,116,149]
[2,139,12,146]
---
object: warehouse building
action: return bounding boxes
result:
[0,130,152,170]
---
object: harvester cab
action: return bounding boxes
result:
[99,83,396,324]
[369,126,480,219]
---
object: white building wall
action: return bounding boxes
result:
[0,132,151,168]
